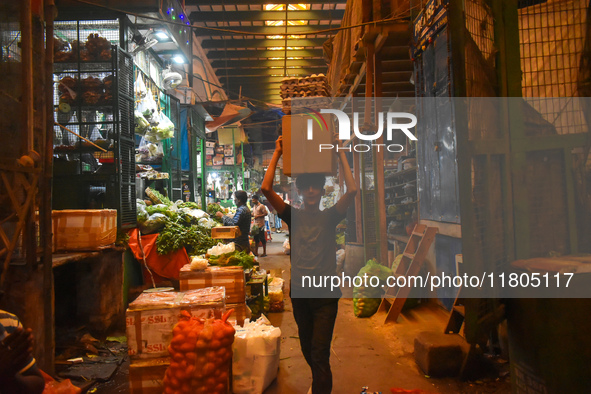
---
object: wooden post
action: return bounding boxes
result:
[373,45,388,266]
[20,0,34,154]
[42,0,55,373]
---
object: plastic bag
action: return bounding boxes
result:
[134,74,147,100]
[145,111,174,142]
[41,370,81,394]
[134,110,150,135]
[136,204,149,223]
[139,213,168,234]
[136,136,163,163]
[282,239,290,255]
[353,259,392,318]
[232,317,281,394]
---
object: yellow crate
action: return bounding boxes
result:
[52,209,117,252]
[211,226,241,239]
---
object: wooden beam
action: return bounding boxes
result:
[189,10,345,23]
[219,76,298,83]
[215,68,323,77]
[206,49,324,59]
[187,0,346,4]
[193,24,340,36]
[202,38,327,49]
[211,58,327,68]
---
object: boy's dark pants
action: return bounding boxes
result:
[291,297,339,393]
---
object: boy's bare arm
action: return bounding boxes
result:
[261,136,287,215]
[335,147,358,215]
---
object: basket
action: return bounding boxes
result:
[145,187,164,204]
[52,209,117,251]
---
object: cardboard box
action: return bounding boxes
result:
[126,288,226,359]
[211,226,241,239]
[179,265,246,304]
[206,141,216,148]
[224,156,234,165]
[282,114,336,177]
[129,357,169,394]
[52,209,117,251]
[226,302,251,327]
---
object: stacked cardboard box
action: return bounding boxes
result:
[179,265,249,326]
[126,287,226,393]
[126,287,226,359]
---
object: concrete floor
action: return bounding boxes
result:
[260,235,511,394]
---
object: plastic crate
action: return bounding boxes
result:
[52,209,117,251]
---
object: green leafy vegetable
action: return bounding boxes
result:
[156,219,217,256]
[178,201,201,209]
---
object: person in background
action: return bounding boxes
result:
[0,310,44,394]
[251,195,269,257]
[216,190,251,253]
[261,135,358,394]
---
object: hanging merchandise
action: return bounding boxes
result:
[137,90,158,121]
[136,136,163,163]
[145,110,175,142]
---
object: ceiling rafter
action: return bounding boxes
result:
[201,38,327,49]
[206,49,325,59]
[189,10,345,23]
[192,24,340,36]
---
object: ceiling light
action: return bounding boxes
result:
[173,55,186,64]
[155,31,169,40]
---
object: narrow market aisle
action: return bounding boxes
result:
[259,237,510,394]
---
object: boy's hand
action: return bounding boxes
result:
[215,211,224,219]
[275,136,283,155]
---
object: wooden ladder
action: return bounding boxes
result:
[378,224,437,324]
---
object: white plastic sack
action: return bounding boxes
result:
[282,239,290,255]
[232,317,281,394]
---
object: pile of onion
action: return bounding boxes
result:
[164,309,235,394]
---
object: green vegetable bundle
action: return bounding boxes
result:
[156,219,217,256]
[208,250,255,269]
[178,201,201,210]
[206,203,224,222]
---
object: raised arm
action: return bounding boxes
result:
[334,148,358,215]
[261,136,287,215]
